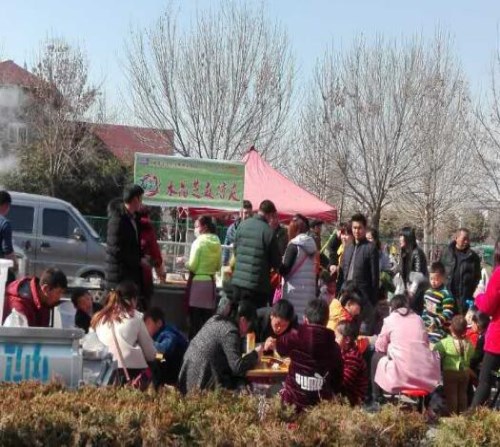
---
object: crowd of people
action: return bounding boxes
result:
[2,184,500,417]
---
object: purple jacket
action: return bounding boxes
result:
[277,323,343,411]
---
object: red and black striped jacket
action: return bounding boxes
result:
[340,345,368,406]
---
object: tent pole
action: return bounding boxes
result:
[320,232,335,255]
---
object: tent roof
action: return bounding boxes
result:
[242,148,337,222]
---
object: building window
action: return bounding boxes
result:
[7,123,28,144]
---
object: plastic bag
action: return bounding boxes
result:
[81,330,109,360]
[3,309,28,327]
[408,272,427,294]
[393,273,405,295]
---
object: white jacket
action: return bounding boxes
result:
[95,311,157,369]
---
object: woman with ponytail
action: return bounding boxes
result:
[92,281,157,384]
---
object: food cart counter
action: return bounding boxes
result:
[0,327,84,387]
[153,279,228,330]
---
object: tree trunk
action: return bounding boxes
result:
[371,207,381,230]
[423,207,432,261]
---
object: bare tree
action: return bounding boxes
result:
[26,38,100,195]
[2,38,128,215]
[125,1,294,160]
[396,33,474,252]
[473,42,500,209]
[290,91,349,222]
[303,36,431,228]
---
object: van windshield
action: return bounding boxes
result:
[69,204,101,242]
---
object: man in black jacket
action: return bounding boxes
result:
[341,213,379,335]
[105,185,146,297]
[231,200,282,308]
[441,228,481,314]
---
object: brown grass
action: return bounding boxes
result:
[0,383,494,446]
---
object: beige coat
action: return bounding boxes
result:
[95,311,157,369]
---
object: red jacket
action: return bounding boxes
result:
[466,327,479,348]
[475,267,500,354]
[140,217,163,296]
[3,277,51,327]
[277,324,343,411]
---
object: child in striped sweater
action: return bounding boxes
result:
[422,261,456,344]
[336,320,368,406]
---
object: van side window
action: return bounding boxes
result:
[9,205,35,234]
[42,209,80,239]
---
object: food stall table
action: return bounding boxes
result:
[246,357,288,394]
[151,281,226,334]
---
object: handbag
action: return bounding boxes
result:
[110,321,152,391]
[270,270,282,289]
[273,250,310,304]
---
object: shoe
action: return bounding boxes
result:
[364,401,382,413]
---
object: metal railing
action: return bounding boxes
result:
[84,215,229,243]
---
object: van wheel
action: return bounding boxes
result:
[81,272,106,303]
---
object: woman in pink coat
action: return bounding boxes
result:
[471,238,500,408]
[371,294,440,404]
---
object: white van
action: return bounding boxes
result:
[8,192,106,279]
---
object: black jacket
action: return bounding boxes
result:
[400,246,428,286]
[341,239,379,305]
[105,199,143,291]
[274,225,288,259]
[441,242,481,307]
[231,215,281,294]
[75,302,103,334]
[328,233,342,266]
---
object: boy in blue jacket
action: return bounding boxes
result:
[144,307,189,387]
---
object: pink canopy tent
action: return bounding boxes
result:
[184,148,337,223]
[242,148,337,222]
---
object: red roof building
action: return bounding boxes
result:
[0,60,40,89]
[91,123,174,165]
[0,60,175,164]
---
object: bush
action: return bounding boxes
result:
[0,382,496,446]
[433,408,500,447]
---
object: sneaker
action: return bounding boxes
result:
[364,401,382,413]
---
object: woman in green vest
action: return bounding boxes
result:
[186,215,222,339]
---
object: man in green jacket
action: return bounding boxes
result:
[231,200,282,308]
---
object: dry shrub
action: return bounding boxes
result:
[434,408,500,447]
[296,401,427,446]
[0,383,497,446]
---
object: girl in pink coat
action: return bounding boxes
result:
[471,238,500,408]
[371,294,440,404]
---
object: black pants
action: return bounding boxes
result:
[371,351,386,400]
[188,307,213,340]
[232,285,269,309]
[359,301,376,336]
[471,352,500,408]
[363,347,375,402]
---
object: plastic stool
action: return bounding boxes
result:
[400,389,429,413]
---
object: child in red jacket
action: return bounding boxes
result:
[336,320,368,406]
[276,299,343,412]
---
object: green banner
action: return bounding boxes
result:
[134,153,245,210]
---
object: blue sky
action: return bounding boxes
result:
[1,0,500,122]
